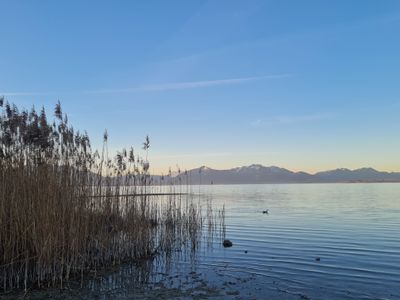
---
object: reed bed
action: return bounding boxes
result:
[0,98,220,293]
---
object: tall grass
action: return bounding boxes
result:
[0,98,218,292]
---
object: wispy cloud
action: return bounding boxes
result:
[251,113,333,127]
[83,74,292,94]
[1,74,292,97]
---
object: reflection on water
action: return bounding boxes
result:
[12,183,400,299]
[198,183,400,299]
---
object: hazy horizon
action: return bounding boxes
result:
[153,163,400,174]
[1,1,400,174]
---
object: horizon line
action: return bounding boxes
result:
[150,164,400,176]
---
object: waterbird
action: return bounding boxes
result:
[262,209,269,214]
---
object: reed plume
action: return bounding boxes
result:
[0,99,217,293]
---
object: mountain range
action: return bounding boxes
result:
[167,164,400,184]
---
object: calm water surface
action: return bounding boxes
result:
[196,183,400,299]
[18,183,400,299]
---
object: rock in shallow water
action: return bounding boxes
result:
[223,239,233,248]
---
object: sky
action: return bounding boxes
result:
[1,0,400,174]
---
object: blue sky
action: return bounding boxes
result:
[1,0,400,173]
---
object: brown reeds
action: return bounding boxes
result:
[0,98,219,293]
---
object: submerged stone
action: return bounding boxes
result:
[223,239,233,247]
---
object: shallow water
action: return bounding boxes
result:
[10,183,400,299]
[196,183,400,299]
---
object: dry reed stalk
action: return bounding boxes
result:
[0,99,220,293]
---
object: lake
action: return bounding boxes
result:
[195,183,400,299]
[17,183,400,299]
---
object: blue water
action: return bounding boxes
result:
[194,183,400,299]
[15,183,400,299]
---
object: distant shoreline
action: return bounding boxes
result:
[153,165,400,185]
[150,181,400,186]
